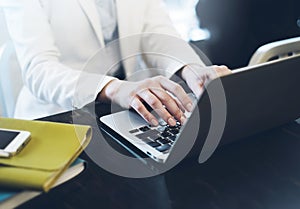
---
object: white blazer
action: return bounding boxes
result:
[2,0,203,119]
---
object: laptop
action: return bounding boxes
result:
[100,55,300,164]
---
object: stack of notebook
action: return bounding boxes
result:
[0,117,92,207]
[0,158,86,208]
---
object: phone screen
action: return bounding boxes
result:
[0,130,20,149]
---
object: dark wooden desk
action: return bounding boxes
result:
[18,103,300,209]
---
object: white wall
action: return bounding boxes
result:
[0,9,21,117]
[0,9,10,45]
[0,9,8,116]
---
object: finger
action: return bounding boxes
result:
[173,95,186,113]
[158,77,194,112]
[173,97,187,124]
[203,66,218,80]
[167,93,188,124]
[186,64,214,80]
[213,65,231,77]
[138,89,177,126]
[150,88,185,124]
[130,96,159,126]
[188,78,205,99]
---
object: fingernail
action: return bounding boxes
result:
[180,116,186,124]
[187,103,193,112]
[151,119,159,126]
[168,118,176,126]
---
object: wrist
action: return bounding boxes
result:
[97,79,123,102]
[174,65,187,79]
[180,65,191,81]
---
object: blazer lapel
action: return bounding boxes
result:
[77,0,105,47]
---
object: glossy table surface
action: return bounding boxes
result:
[18,103,300,209]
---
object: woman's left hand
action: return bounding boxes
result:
[181,65,231,98]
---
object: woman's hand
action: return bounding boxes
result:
[99,76,194,126]
[181,65,231,98]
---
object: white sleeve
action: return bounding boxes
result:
[141,0,206,77]
[2,0,115,109]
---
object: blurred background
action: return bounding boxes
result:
[0,10,9,46]
[165,0,300,69]
[195,0,300,69]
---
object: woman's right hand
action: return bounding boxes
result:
[98,76,194,126]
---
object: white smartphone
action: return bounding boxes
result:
[0,128,31,158]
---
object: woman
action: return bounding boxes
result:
[2,0,229,123]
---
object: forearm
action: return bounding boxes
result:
[97,79,122,103]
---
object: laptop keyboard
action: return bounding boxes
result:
[129,121,182,153]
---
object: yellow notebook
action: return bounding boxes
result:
[0,117,92,192]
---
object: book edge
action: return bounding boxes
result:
[0,159,85,208]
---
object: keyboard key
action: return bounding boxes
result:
[153,136,163,141]
[158,118,167,126]
[156,144,171,152]
[147,141,161,148]
[129,129,139,134]
[157,126,166,132]
[139,126,150,132]
[167,124,181,129]
[161,131,172,138]
[140,138,152,143]
[157,138,171,144]
[167,135,177,142]
[169,128,179,135]
[136,130,160,141]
